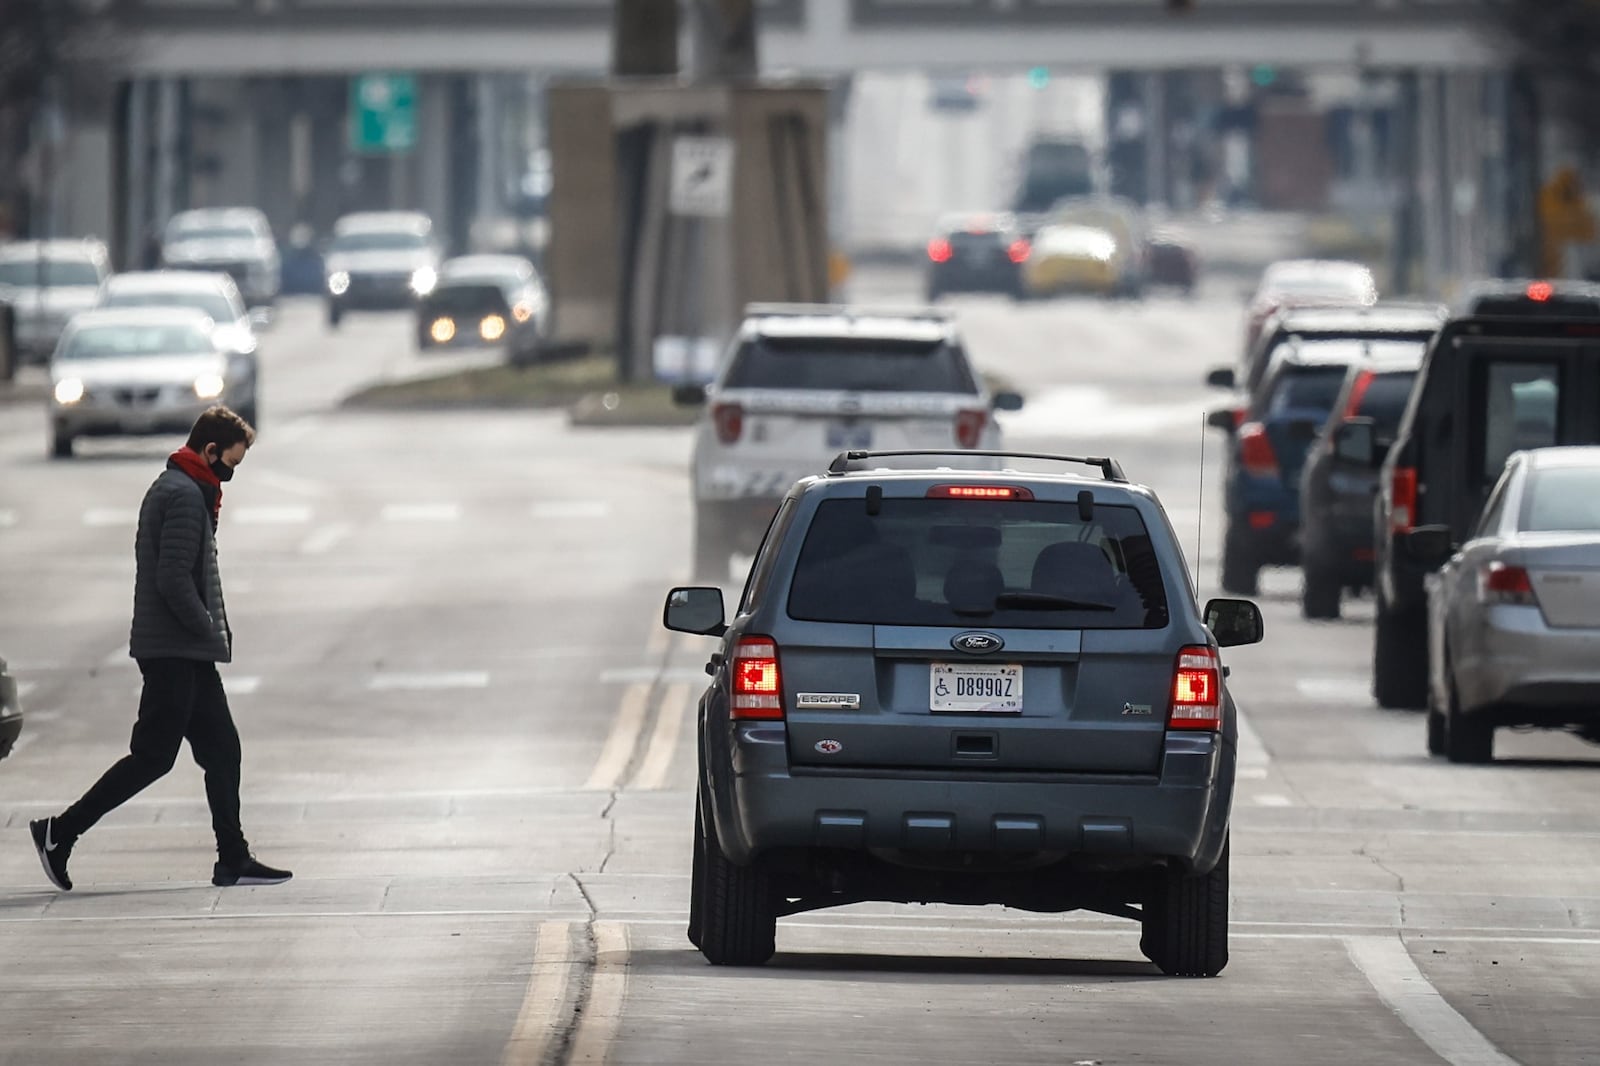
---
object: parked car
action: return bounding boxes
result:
[924,213,1028,301]
[160,207,281,307]
[1241,259,1377,361]
[663,450,1262,975]
[1412,447,1600,762]
[1372,314,1600,709]
[1228,302,1445,399]
[0,239,109,365]
[1144,229,1199,296]
[323,211,441,327]
[1297,345,1428,618]
[0,656,21,763]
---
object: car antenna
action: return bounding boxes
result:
[1194,411,1206,599]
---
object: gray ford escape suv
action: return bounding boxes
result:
[663,450,1264,977]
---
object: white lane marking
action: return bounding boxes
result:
[530,500,611,520]
[1237,767,1269,780]
[1297,678,1372,704]
[1345,936,1519,1066]
[0,508,17,527]
[381,503,460,523]
[644,625,670,657]
[599,666,706,685]
[227,676,262,695]
[1234,705,1271,772]
[270,419,320,445]
[501,920,574,1066]
[252,470,328,499]
[83,508,137,527]
[230,505,313,526]
[299,523,353,555]
[9,733,36,756]
[1252,793,1293,808]
[16,681,37,700]
[633,683,691,791]
[585,682,651,791]
[569,921,630,1065]
[367,671,489,691]
[103,645,131,667]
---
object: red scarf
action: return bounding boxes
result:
[168,447,222,523]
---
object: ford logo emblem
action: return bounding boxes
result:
[952,631,1004,654]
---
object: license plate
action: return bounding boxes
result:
[930,662,1022,714]
[826,421,873,449]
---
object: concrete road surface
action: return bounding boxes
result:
[1,282,1597,1066]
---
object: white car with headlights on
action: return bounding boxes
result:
[323,211,440,328]
[47,309,246,459]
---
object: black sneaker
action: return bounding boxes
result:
[29,817,74,892]
[212,855,292,887]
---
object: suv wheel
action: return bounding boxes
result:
[1142,840,1229,977]
[1301,565,1342,620]
[1373,598,1428,709]
[1219,528,1259,596]
[692,797,777,966]
[1426,646,1453,756]
[1444,704,1494,764]
[327,301,343,329]
[49,430,73,460]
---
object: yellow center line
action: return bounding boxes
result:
[501,920,575,1066]
[633,682,691,791]
[585,682,651,791]
[570,921,630,1064]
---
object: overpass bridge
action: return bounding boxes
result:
[119,0,1504,75]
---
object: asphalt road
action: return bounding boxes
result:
[1,276,1597,1066]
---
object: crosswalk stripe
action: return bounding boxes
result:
[1296,678,1371,703]
[83,508,138,527]
[530,500,611,520]
[230,506,314,525]
[0,509,17,528]
[367,671,489,691]
[381,503,461,522]
[299,523,353,555]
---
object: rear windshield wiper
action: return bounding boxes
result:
[993,592,1116,612]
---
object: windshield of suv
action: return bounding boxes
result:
[101,289,237,323]
[1523,465,1600,532]
[168,226,257,243]
[787,497,1168,629]
[330,232,429,253]
[723,337,979,393]
[0,259,101,287]
[63,324,214,360]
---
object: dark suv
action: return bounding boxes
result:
[663,450,1263,977]
[1297,344,1428,618]
[1227,303,1446,400]
[925,213,1028,301]
[1372,314,1600,708]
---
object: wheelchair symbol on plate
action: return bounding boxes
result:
[935,677,950,697]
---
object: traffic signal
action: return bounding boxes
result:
[1027,67,1050,90]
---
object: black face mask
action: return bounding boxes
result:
[209,454,234,482]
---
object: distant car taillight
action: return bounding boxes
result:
[1169,645,1221,731]
[732,636,783,720]
[955,408,987,449]
[1389,465,1418,533]
[711,402,744,444]
[928,238,954,264]
[1007,239,1031,264]
[1478,561,1537,606]
[1236,422,1280,478]
[1343,369,1375,419]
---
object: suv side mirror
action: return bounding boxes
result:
[1332,417,1376,466]
[991,390,1024,412]
[1205,367,1235,389]
[672,383,707,407]
[1204,598,1264,648]
[1404,525,1456,567]
[663,586,726,635]
[1206,407,1239,433]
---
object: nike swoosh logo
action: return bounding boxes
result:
[44,822,57,852]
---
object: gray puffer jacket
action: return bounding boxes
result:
[128,465,231,663]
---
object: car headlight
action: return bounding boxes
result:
[429,317,456,343]
[512,302,534,323]
[194,374,226,400]
[327,271,350,296]
[53,379,84,405]
[410,267,437,296]
[479,314,506,342]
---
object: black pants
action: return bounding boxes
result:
[57,658,250,865]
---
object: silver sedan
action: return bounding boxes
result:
[1414,446,1600,762]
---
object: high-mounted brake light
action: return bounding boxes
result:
[928,238,954,264]
[711,401,744,445]
[1389,465,1418,533]
[1478,561,1536,606]
[1527,280,1554,303]
[732,636,783,720]
[1007,239,1031,264]
[954,408,987,449]
[926,484,1036,500]
[1343,369,1376,419]
[1169,645,1221,731]
[1237,422,1280,478]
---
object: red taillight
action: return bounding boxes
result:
[1169,645,1221,731]
[1237,422,1280,478]
[711,401,743,445]
[926,484,1035,500]
[1528,280,1554,302]
[928,238,953,264]
[1390,465,1417,533]
[1343,369,1375,419]
[1478,561,1536,605]
[1248,511,1276,530]
[1007,238,1031,264]
[954,408,987,449]
[732,636,783,720]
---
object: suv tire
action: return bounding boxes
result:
[692,797,777,966]
[326,301,343,330]
[1444,706,1494,764]
[1301,565,1342,620]
[1142,840,1229,977]
[1373,598,1428,709]
[50,430,73,460]
[1220,528,1259,596]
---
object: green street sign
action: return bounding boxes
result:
[350,73,417,154]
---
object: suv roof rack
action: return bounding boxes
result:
[743,302,954,322]
[827,449,1127,482]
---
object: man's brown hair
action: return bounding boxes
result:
[186,405,256,453]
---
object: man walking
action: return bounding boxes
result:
[31,406,291,891]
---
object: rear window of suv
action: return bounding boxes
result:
[1266,365,1348,415]
[786,497,1169,629]
[722,336,980,394]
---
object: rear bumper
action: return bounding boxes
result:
[1301,508,1377,582]
[1457,607,1600,718]
[719,726,1231,873]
